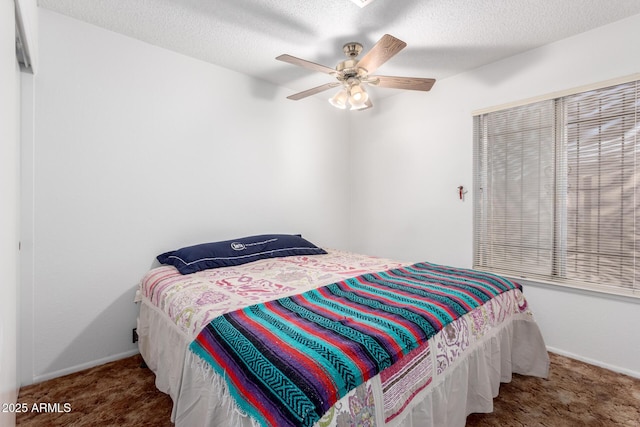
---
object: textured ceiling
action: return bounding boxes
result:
[38,0,640,100]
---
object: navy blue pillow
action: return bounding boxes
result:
[157,234,327,274]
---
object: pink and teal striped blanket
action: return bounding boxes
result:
[189,262,521,427]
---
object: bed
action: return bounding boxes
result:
[135,234,549,427]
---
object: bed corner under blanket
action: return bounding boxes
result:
[188,262,522,427]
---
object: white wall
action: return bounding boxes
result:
[1,1,22,425]
[22,8,640,384]
[351,14,640,376]
[21,9,351,384]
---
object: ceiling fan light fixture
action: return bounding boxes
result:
[329,89,349,109]
[277,33,435,111]
[350,102,368,111]
[348,84,368,107]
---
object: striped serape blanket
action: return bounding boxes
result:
[189,262,521,427]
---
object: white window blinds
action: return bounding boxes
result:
[474,80,639,297]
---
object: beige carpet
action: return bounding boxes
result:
[16,352,640,426]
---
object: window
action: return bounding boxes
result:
[474,80,639,297]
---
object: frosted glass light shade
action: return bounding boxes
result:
[349,84,368,106]
[329,89,348,109]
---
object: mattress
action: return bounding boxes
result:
[136,249,549,426]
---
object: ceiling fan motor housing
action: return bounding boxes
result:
[336,58,360,80]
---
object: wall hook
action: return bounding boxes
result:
[458,185,468,201]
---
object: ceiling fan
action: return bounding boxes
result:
[276,34,435,111]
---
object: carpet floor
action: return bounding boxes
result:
[16,352,640,426]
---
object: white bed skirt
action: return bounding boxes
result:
[138,294,549,427]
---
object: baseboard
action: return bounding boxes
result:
[29,349,140,385]
[547,346,640,379]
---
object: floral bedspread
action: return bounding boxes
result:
[137,249,408,339]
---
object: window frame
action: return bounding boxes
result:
[472,75,640,299]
